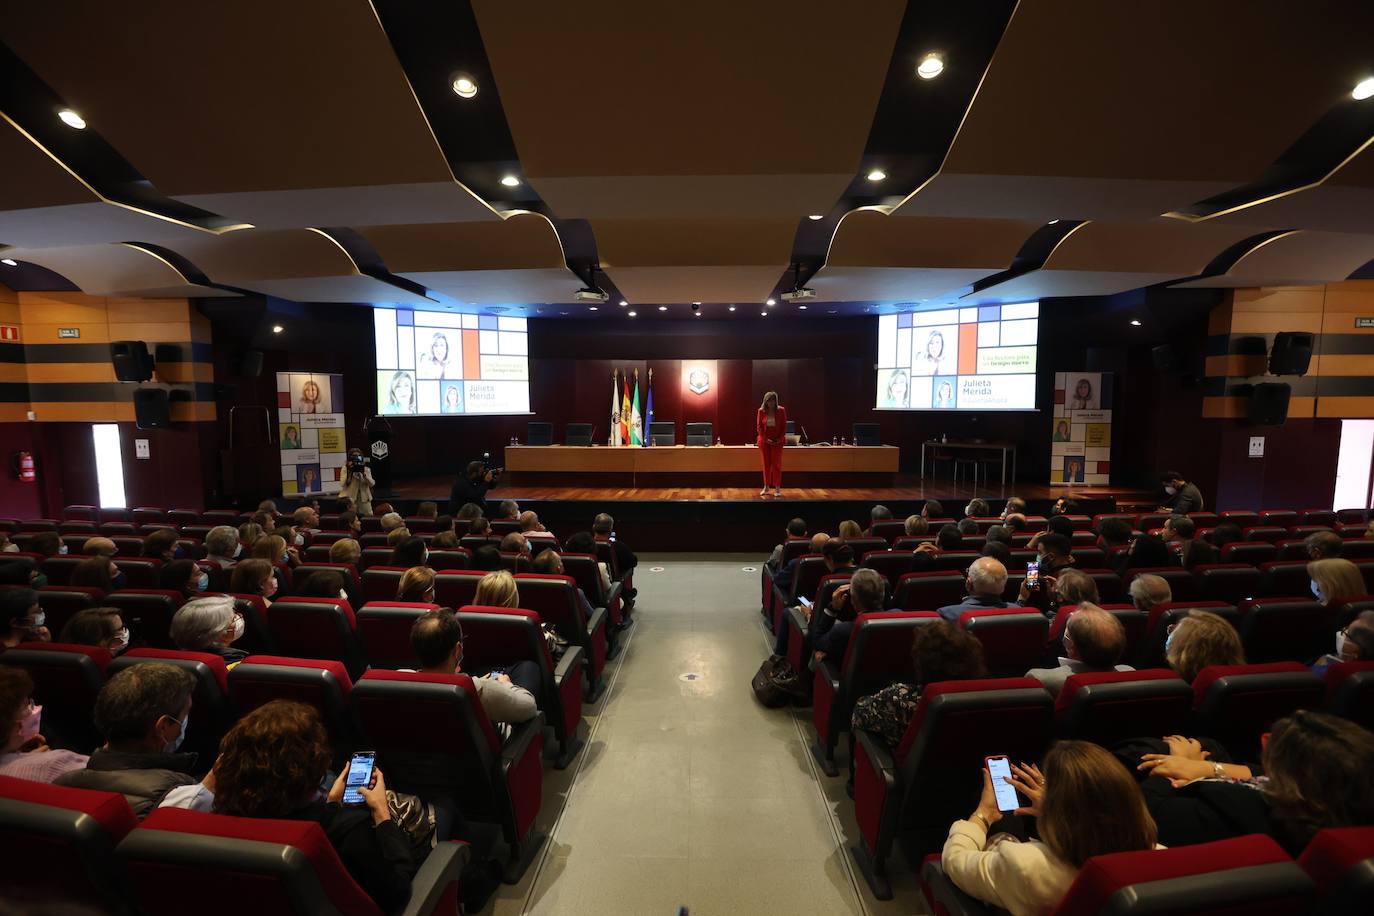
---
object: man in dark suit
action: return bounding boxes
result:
[1158,470,1204,514]
[448,460,498,516]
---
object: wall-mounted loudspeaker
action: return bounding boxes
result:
[110,341,155,382]
[1247,382,1290,426]
[133,387,170,429]
[1269,332,1313,376]
[239,350,264,378]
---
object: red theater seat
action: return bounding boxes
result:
[1325,661,1374,730]
[1222,510,1262,530]
[356,601,439,669]
[868,520,907,545]
[426,548,470,571]
[109,648,231,767]
[0,642,110,752]
[1193,662,1324,760]
[1137,601,1238,668]
[1193,563,1263,603]
[1298,826,1374,912]
[266,596,367,680]
[36,584,106,635]
[1238,597,1335,664]
[434,569,486,611]
[561,552,627,632]
[229,655,358,762]
[360,565,408,603]
[104,588,186,649]
[1055,669,1193,745]
[516,573,608,702]
[958,607,1050,677]
[862,550,915,592]
[894,571,968,612]
[1222,540,1278,566]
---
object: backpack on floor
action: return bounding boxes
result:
[751,655,808,707]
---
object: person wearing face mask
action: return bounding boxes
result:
[170,595,248,666]
[1157,470,1204,514]
[82,536,119,559]
[1312,610,1374,675]
[0,587,51,647]
[229,558,278,606]
[0,665,91,782]
[71,555,116,592]
[1308,558,1367,616]
[406,609,538,739]
[159,559,210,599]
[141,528,180,563]
[54,663,197,817]
[201,525,242,570]
[60,607,130,656]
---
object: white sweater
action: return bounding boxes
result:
[942,819,1078,916]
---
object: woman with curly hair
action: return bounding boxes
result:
[1165,610,1245,682]
[210,700,419,912]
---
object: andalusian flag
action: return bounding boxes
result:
[620,376,632,445]
[630,371,643,446]
[609,370,620,446]
[645,369,655,446]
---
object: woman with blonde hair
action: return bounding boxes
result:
[397,567,437,603]
[943,740,1158,915]
[474,569,519,608]
[251,534,290,566]
[905,514,929,537]
[238,522,264,549]
[1308,557,1366,609]
[1165,610,1244,682]
[838,519,863,540]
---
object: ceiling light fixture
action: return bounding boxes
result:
[692,301,701,305]
[808,214,823,220]
[866,168,887,182]
[619,300,628,306]
[0,259,16,266]
[500,174,521,187]
[451,75,479,99]
[1353,77,1374,101]
[916,53,945,80]
[658,305,667,311]
[760,311,767,317]
[57,108,86,129]
[798,304,808,310]
[1130,319,1142,326]
[272,325,284,334]
[728,305,736,312]
[627,310,637,317]
[766,298,776,306]
[1047,218,1060,225]
[589,306,598,311]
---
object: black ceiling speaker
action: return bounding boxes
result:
[1269,331,1314,376]
[110,341,155,382]
[1247,382,1290,426]
[133,387,170,429]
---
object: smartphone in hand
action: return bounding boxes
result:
[342,751,376,806]
[1025,561,1040,590]
[985,755,1019,813]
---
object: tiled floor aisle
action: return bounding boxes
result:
[488,553,928,915]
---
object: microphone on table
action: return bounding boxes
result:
[800,425,809,445]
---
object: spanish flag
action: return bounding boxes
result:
[621,375,632,445]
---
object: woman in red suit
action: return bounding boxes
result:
[756,391,786,498]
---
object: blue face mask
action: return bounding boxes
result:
[1164,629,1176,655]
[194,573,210,591]
[1311,579,1324,602]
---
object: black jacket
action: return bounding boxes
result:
[1162,482,1205,514]
[288,800,418,914]
[448,474,495,517]
[55,749,199,818]
[1140,776,1304,855]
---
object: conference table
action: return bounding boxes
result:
[505,444,899,487]
[918,439,1018,485]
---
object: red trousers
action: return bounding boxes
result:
[759,442,783,488]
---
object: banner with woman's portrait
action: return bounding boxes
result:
[1050,371,1112,486]
[277,372,346,495]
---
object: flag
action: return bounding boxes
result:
[646,369,654,446]
[609,370,620,445]
[621,376,632,445]
[630,370,643,446]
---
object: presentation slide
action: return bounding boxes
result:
[874,302,1038,411]
[372,308,530,415]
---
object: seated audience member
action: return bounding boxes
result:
[390,536,428,569]
[774,532,829,599]
[468,517,493,538]
[170,595,247,666]
[1127,573,1172,615]
[981,541,1013,566]
[772,537,854,656]
[379,512,405,533]
[1004,513,1029,533]
[433,514,454,535]
[1137,711,1374,855]
[1182,539,1219,569]
[564,531,612,594]
[397,567,437,603]
[431,530,460,549]
[1051,496,1079,516]
[868,504,894,530]
[935,524,964,552]
[1052,569,1100,609]
[60,607,129,655]
[71,555,117,591]
[945,741,1158,915]
[1114,534,1175,576]
[29,531,63,559]
[1158,470,1204,514]
[335,496,355,514]
[1305,530,1343,560]
[811,567,886,666]
[1019,533,1075,614]
[252,533,292,568]
[386,527,412,547]
[1162,515,1195,561]
[593,512,638,580]
[296,569,347,599]
[939,557,1017,623]
[922,499,944,519]
[372,502,395,519]
[336,510,363,539]
[852,621,986,750]
[292,505,320,538]
[455,502,484,524]
[209,701,423,913]
[472,545,503,572]
[1313,609,1374,674]
[142,528,179,562]
[1096,517,1133,549]
[499,532,530,558]
[957,518,979,536]
[1165,610,1244,682]
[0,532,15,553]
[329,537,362,567]
[769,517,809,569]
[237,522,264,550]
[230,559,278,605]
[416,501,439,520]
[519,511,556,541]
[0,666,90,782]
[985,524,1012,546]
[55,664,197,816]
[905,514,930,537]
[1045,515,1075,539]
[1029,604,1134,695]
[1367,515,1374,539]
[532,550,599,620]
[1002,496,1028,519]
[160,559,208,599]
[475,569,519,609]
[1309,558,1366,613]
[202,525,242,569]
[1208,522,1244,552]
[497,499,521,520]
[410,610,539,736]
[251,510,275,532]
[0,588,49,647]
[965,498,991,519]
[82,536,119,558]
[257,499,280,516]
[838,520,863,540]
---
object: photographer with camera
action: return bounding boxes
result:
[340,448,376,516]
[448,456,502,517]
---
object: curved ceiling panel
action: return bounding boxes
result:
[809,267,994,303]
[824,211,1039,269]
[358,214,567,272]
[1206,143,1374,234]
[1042,220,1268,275]
[0,243,234,298]
[1176,231,1374,288]
[401,269,580,307]
[0,0,495,224]
[593,218,798,268]
[606,267,786,305]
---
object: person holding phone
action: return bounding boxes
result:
[942,741,1158,916]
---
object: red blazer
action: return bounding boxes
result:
[756,406,787,448]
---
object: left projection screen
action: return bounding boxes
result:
[373,308,530,415]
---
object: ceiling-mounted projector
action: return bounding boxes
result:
[780,287,816,301]
[574,288,609,303]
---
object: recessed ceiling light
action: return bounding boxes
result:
[798,304,808,310]
[57,109,86,129]
[1047,218,1060,225]
[766,298,776,306]
[1130,319,1142,326]
[866,168,887,182]
[500,175,521,187]
[272,325,284,334]
[691,301,701,305]
[627,310,637,317]
[728,305,736,312]
[451,75,479,99]
[589,306,598,311]
[694,311,701,317]
[0,259,16,267]
[658,305,667,311]
[1353,77,1374,101]
[619,300,628,306]
[916,53,944,80]
[808,214,823,220]
[828,309,837,314]
[760,311,767,317]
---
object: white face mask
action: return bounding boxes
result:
[233,544,243,558]
[58,544,69,555]
[1164,486,1178,496]
[1311,579,1324,603]
[1336,630,1349,659]
[24,612,45,630]
[338,589,349,600]
[229,615,245,643]
[293,534,305,547]
[164,713,189,754]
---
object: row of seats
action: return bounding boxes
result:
[2,507,523,537]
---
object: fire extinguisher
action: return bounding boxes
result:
[13,451,36,483]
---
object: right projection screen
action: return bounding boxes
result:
[875,302,1038,411]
